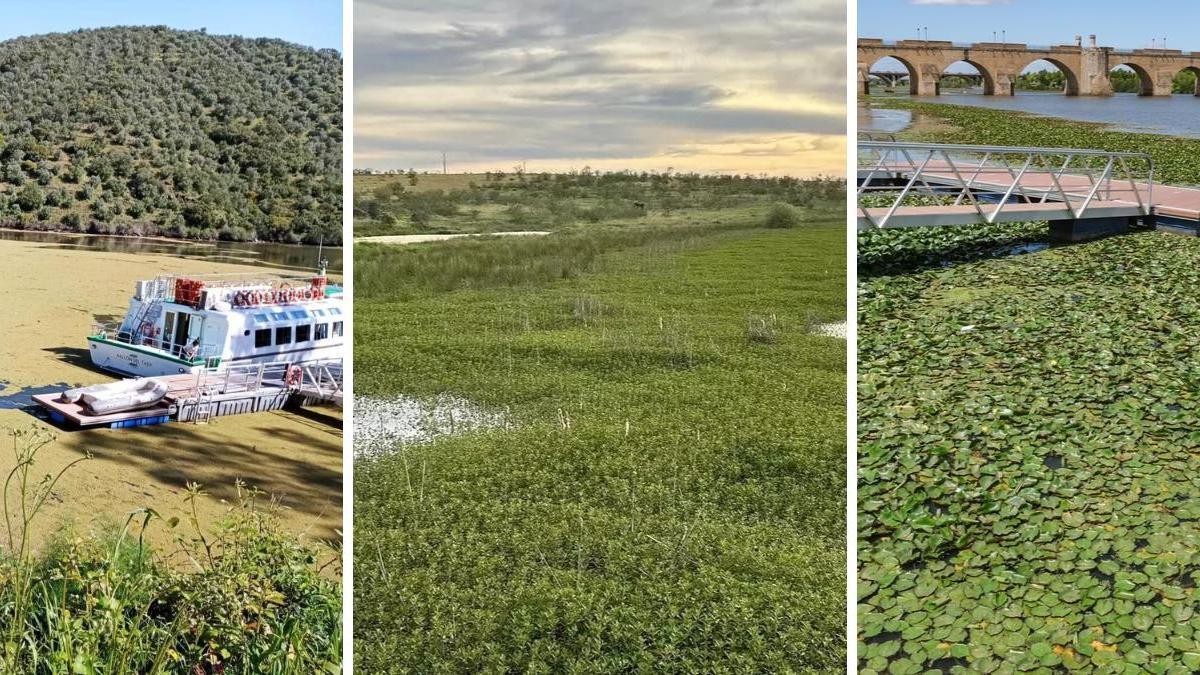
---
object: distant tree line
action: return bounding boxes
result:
[1016,67,1198,95]
[354,170,845,233]
[0,26,341,243]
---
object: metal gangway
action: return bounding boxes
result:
[178,359,344,423]
[290,359,343,407]
[857,141,1155,231]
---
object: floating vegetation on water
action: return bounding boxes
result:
[859,231,1200,671]
[355,208,847,671]
[352,394,506,457]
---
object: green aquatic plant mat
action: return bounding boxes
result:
[859,231,1200,672]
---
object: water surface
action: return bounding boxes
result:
[863,92,1200,138]
[0,229,342,273]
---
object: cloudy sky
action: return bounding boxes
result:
[355,0,845,177]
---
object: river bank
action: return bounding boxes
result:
[0,227,345,273]
[0,235,342,552]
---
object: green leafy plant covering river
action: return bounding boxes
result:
[859,104,1200,672]
[355,183,846,670]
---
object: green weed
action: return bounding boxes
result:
[355,189,846,670]
[0,428,341,674]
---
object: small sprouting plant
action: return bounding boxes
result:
[746,314,780,344]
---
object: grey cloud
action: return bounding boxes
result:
[354,0,845,171]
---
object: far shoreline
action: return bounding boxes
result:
[0,225,345,250]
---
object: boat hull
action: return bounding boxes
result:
[87,337,204,377]
[87,336,344,377]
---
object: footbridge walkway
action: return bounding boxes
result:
[857,141,1200,240]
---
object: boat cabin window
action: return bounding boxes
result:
[315,323,329,340]
[254,329,271,348]
[333,321,344,338]
[296,324,311,342]
[276,326,292,345]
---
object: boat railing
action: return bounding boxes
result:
[145,271,328,290]
[190,362,285,396]
[90,323,215,364]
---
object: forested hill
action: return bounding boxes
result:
[0,26,342,244]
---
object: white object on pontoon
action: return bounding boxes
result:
[64,379,169,415]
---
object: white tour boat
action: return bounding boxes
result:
[88,264,344,377]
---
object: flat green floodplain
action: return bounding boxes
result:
[354,192,846,670]
[860,102,1200,672]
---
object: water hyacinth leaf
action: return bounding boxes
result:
[859,184,1200,669]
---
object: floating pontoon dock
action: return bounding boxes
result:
[33,360,342,429]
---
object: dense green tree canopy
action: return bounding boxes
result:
[0,26,341,243]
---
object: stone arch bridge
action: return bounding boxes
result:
[859,36,1200,97]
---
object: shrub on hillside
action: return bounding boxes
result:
[764,202,803,229]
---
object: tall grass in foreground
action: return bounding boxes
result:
[0,428,341,674]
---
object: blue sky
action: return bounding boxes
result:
[860,0,1193,50]
[0,0,342,50]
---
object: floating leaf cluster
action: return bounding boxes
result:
[859,230,1200,672]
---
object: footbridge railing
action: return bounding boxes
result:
[857,142,1154,230]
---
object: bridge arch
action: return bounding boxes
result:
[864,55,918,95]
[1017,58,1080,96]
[1110,62,1155,96]
[939,60,995,95]
[1174,66,1200,96]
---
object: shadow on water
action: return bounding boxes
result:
[60,417,343,540]
[0,229,343,274]
[860,233,1056,278]
[0,381,73,411]
[42,346,111,376]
